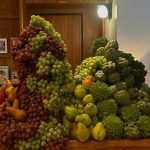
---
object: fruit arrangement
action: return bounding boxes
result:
[63,38,150,142]
[0,15,150,150]
[0,15,73,150]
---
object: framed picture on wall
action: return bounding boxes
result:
[0,38,7,53]
[10,37,18,52]
[0,66,9,84]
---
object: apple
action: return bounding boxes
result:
[82,75,94,89]
[0,92,5,104]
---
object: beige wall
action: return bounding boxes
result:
[117,0,150,85]
[104,0,117,40]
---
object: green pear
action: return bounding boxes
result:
[75,114,91,127]
[64,106,79,122]
[74,85,86,99]
[76,122,90,142]
[92,122,106,140]
[83,94,95,105]
[63,116,72,129]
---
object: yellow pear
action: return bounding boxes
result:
[92,122,106,140]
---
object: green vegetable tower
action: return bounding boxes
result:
[65,37,150,141]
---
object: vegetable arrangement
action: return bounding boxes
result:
[64,38,150,142]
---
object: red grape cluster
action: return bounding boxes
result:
[0,15,71,149]
[45,137,69,150]
[44,35,67,60]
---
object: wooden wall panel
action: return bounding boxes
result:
[0,0,20,80]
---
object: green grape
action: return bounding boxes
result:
[26,75,38,92]
[74,56,106,83]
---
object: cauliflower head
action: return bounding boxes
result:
[137,115,150,138]
[102,115,124,139]
[114,90,130,106]
[97,99,118,118]
[124,122,141,139]
[120,104,141,122]
[89,81,109,101]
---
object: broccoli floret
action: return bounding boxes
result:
[102,115,124,139]
[116,57,129,67]
[115,82,127,91]
[124,122,141,139]
[102,61,116,74]
[108,72,121,84]
[91,37,109,55]
[89,81,109,101]
[137,100,150,116]
[137,115,150,138]
[123,74,135,87]
[97,99,118,118]
[105,40,119,50]
[114,90,130,106]
[108,85,117,97]
[141,83,150,94]
[138,89,149,101]
[94,70,106,82]
[119,66,131,78]
[104,48,119,61]
[127,87,138,99]
[120,104,141,122]
[96,47,105,56]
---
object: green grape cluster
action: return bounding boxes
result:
[37,52,73,85]
[74,56,106,83]
[36,52,56,75]
[29,31,47,50]
[26,75,38,92]
[29,15,55,34]
[29,15,64,44]
[15,118,68,150]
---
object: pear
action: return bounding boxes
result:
[63,116,72,129]
[5,80,18,102]
[76,122,90,142]
[74,85,86,99]
[92,122,106,140]
[6,107,27,122]
[83,94,95,105]
[70,122,77,140]
[64,106,79,122]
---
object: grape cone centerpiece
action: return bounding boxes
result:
[0,15,73,150]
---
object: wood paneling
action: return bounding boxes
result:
[0,0,20,79]
[66,140,150,150]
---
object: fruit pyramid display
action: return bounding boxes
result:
[0,15,74,150]
[63,38,150,141]
[0,15,150,150]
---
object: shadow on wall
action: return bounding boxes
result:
[140,50,150,85]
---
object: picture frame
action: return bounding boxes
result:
[0,66,9,84]
[0,38,7,53]
[10,37,18,52]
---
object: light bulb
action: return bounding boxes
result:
[97,5,108,18]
